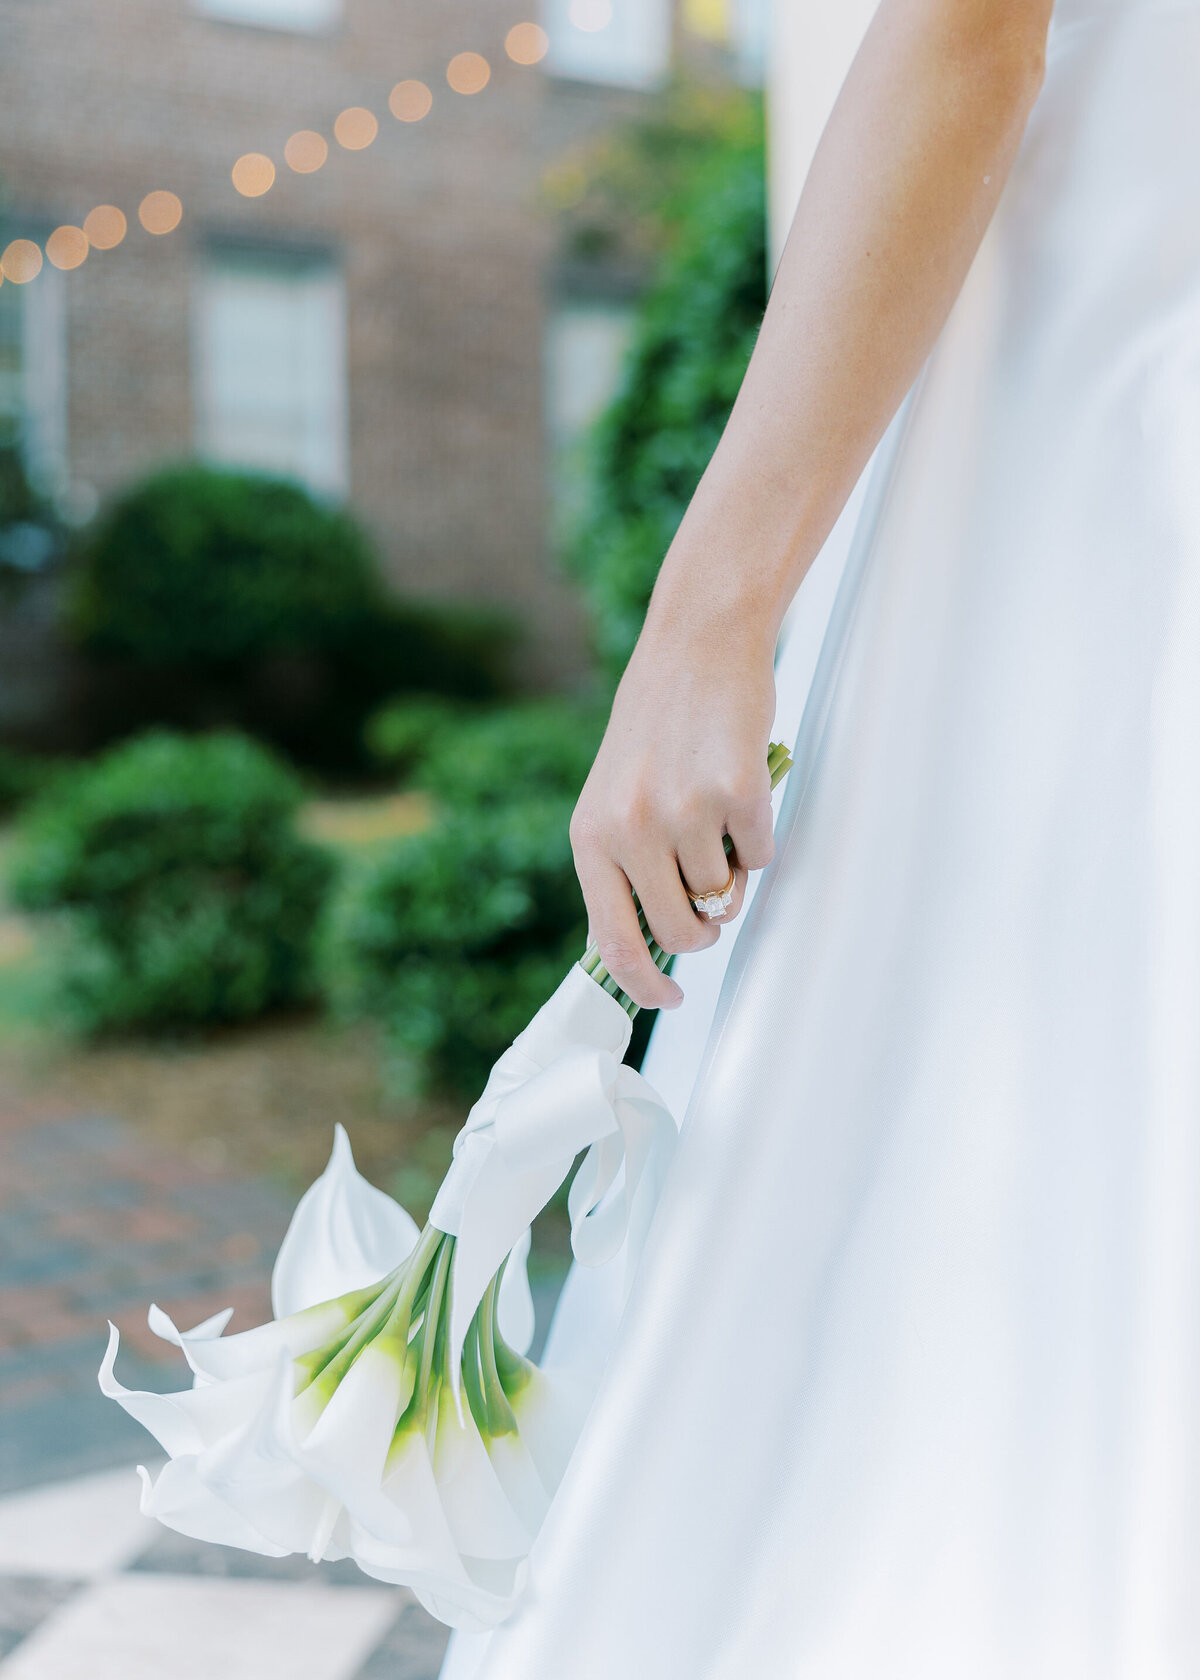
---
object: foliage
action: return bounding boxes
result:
[69,463,379,667]
[0,443,64,599]
[8,730,335,1032]
[364,695,474,781]
[545,80,764,270]
[325,795,585,1098]
[367,694,605,810]
[326,700,604,1096]
[65,463,518,770]
[566,93,768,672]
[0,747,54,817]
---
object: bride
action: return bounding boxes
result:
[446,0,1200,1673]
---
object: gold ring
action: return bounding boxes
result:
[684,862,735,919]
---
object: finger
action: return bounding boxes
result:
[626,849,720,959]
[675,823,744,925]
[572,844,684,1011]
[725,793,775,874]
[686,858,749,925]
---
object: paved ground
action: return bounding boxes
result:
[0,1084,561,1678]
[0,1089,293,1498]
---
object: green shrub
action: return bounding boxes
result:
[68,462,384,667]
[0,747,53,817]
[364,694,473,780]
[367,694,605,809]
[570,108,768,672]
[324,793,585,1097]
[66,463,519,770]
[328,697,605,1094]
[417,699,605,809]
[8,730,335,1032]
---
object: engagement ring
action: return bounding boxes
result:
[685,863,735,919]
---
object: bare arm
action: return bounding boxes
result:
[570,0,1055,1010]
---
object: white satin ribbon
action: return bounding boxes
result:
[430,963,679,1403]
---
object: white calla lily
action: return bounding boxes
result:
[272,1123,421,1318]
[429,963,679,1405]
[98,1114,617,1627]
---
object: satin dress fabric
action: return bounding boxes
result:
[442,2,1200,1672]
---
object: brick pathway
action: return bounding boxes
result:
[0,1087,457,1677]
[0,1087,290,1495]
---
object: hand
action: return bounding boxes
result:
[569,620,778,1011]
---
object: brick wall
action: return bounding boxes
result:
[0,0,611,684]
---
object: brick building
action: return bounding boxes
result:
[0,0,764,707]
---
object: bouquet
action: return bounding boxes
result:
[102,741,793,1630]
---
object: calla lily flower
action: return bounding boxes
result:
[429,962,680,1407]
[101,741,794,1629]
[99,984,674,1630]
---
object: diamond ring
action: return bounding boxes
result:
[684,862,736,919]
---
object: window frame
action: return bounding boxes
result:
[191,240,349,499]
[0,235,69,502]
[190,0,343,36]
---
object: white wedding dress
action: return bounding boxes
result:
[442,0,1200,1672]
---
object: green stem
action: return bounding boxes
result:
[296,1272,405,1397]
[461,1307,490,1434]
[294,1222,444,1399]
[414,1234,454,1415]
[290,1274,401,1389]
[478,1273,519,1437]
[580,739,794,1017]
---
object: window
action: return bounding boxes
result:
[542,0,672,90]
[545,300,635,520]
[193,248,348,497]
[0,254,68,500]
[192,0,341,31]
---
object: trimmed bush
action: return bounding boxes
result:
[69,464,380,668]
[0,748,53,817]
[327,697,605,1094]
[324,794,585,1097]
[367,695,605,809]
[9,731,335,1032]
[66,463,519,770]
[364,694,472,781]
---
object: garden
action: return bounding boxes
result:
[0,83,767,1277]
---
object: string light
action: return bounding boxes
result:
[334,107,378,149]
[505,22,549,64]
[46,226,89,270]
[0,239,43,284]
[138,191,183,235]
[232,153,276,197]
[447,51,491,94]
[389,79,432,122]
[83,205,127,250]
[10,21,569,286]
[285,130,329,173]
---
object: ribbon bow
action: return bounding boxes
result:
[429,963,679,1404]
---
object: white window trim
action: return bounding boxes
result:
[191,0,342,35]
[0,257,70,500]
[192,247,349,500]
